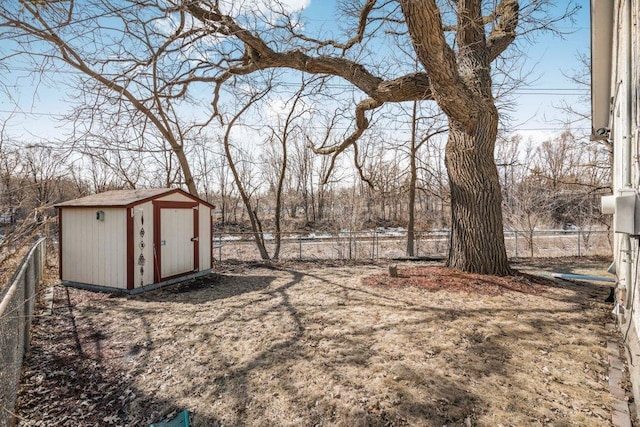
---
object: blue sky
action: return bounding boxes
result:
[302,0,591,141]
[0,0,591,145]
[512,1,590,140]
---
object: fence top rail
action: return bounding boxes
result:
[0,237,46,312]
[213,229,610,238]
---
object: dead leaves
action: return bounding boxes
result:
[363,266,549,296]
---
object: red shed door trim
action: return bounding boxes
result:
[153,201,199,283]
[58,208,63,280]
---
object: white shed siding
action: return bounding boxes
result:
[160,207,195,278]
[156,191,213,272]
[62,208,127,288]
[131,201,155,288]
[157,193,194,203]
[199,205,212,269]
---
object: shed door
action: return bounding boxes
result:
[154,202,199,281]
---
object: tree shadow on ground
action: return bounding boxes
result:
[172,267,488,426]
[15,285,226,426]
[17,262,614,426]
[130,273,276,304]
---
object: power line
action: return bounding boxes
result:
[0,65,589,94]
[0,109,65,117]
[0,110,590,134]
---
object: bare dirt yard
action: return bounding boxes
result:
[16,257,620,426]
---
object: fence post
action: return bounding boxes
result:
[23,262,33,354]
[514,231,518,258]
[354,231,357,260]
[298,235,302,260]
[577,231,581,257]
[371,231,376,260]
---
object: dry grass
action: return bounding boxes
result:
[16,259,616,426]
[0,245,31,293]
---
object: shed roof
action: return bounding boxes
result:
[55,188,213,208]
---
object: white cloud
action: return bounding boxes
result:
[265,96,313,124]
[220,0,311,17]
[510,130,556,145]
[279,0,311,12]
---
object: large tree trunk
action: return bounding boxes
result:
[445,111,511,275]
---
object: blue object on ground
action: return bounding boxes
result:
[150,410,190,427]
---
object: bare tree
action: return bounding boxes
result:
[495,133,525,205]
[0,125,27,221]
[22,145,67,213]
[211,146,241,225]
[219,84,277,260]
[419,136,449,230]
[178,0,577,274]
[302,109,350,226]
[532,130,610,228]
[0,1,210,195]
[0,0,578,274]
[260,81,314,259]
[500,128,611,257]
[395,101,448,256]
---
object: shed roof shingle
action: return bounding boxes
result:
[55,188,179,208]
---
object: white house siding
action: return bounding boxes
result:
[61,208,127,289]
[611,0,632,306]
[599,0,640,405]
[629,0,640,344]
[629,0,640,347]
[607,0,640,337]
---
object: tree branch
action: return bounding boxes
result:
[290,0,378,53]
[487,0,519,62]
[398,0,479,128]
[184,1,433,104]
[310,97,383,184]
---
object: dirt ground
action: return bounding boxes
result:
[15,257,620,426]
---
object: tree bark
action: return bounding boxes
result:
[398,0,513,275]
[445,108,511,275]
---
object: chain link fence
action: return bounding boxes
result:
[211,229,612,262]
[0,238,46,426]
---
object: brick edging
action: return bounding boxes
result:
[607,323,633,427]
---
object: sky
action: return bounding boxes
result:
[297,0,592,143]
[0,0,591,146]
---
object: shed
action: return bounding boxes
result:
[55,188,215,293]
